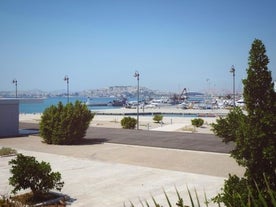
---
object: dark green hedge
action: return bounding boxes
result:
[39,101,94,145]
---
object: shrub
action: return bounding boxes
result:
[213,174,276,207]
[0,147,17,156]
[121,117,137,129]
[9,154,64,198]
[153,114,163,123]
[39,101,94,145]
[191,118,204,128]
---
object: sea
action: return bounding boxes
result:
[19,97,118,114]
[19,95,207,114]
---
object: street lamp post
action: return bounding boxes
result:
[64,75,69,104]
[134,71,140,130]
[12,79,18,98]
[230,65,236,107]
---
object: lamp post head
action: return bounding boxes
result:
[134,71,139,79]
[230,65,235,74]
[64,75,69,82]
[12,79,17,84]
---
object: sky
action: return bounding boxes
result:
[0,0,275,94]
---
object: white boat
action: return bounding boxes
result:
[145,98,173,108]
[177,101,189,109]
[236,99,245,107]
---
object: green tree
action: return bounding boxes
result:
[212,39,276,206]
[9,154,64,198]
[121,117,137,129]
[39,101,94,145]
[241,39,276,192]
[191,118,204,128]
[153,114,163,123]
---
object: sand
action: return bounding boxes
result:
[19,107,229,133]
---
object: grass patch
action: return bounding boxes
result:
[0,147,17,156]
[181,126,196,133]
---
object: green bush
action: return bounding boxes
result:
[39,101,94,145]
[213,174,276,207]
[9,154,64,198]
[191,118,204,127]
[212,174,249,206]
[121,117,137,129]
[153,114,163,123]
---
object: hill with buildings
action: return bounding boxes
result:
[0,86,172,99]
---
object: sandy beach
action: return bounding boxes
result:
[19,107,229,133]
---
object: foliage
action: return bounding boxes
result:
[0,196,17,207]
[39,101,94,145]
[212,174,249,206]
[191,118,204,128]
[127,182,276,207]
[0,147,17,156]
[211,39,276,206]
[211,107,247,143]
[121,117,137,129]
[213,174,276,207]
[153,114,163,123]
[241,39,276,190]
[9,154,64,198]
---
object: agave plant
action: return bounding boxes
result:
[126,180,276,207]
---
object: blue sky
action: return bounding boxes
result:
[0,0,275,94]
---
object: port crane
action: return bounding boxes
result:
[178,88,187,102]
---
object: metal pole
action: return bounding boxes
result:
[12,79,18,98]
[67,79,69,104]
[137,74,139,130]
[64,75,69,104]
[230,66,235,107]
[134,71,140,130]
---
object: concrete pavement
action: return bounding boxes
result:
[0,125,244,207]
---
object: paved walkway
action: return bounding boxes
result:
[0,124,244,207]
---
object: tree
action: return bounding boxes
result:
[9,154,64,198]
[212,39,276,206]
[191,118,204,128]
[241,39,276,191]
[40,101,94,145]
[121,117,137,129]
[153,114,163,123]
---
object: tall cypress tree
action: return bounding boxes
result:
[241,39,276,189]
[212,39,276,205]
[243,39,275,116]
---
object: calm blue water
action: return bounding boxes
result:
[20,96,206,114]
[19,97,117,114]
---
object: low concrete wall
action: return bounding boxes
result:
[0,99,19,137]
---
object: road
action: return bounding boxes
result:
[19,122,233,153]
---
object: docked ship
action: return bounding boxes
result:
[85,98,108,106]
